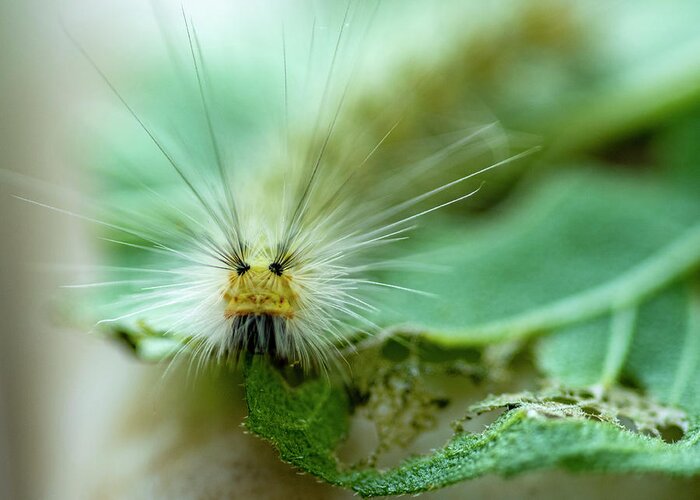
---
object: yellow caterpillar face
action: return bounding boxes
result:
[223,263,298,320]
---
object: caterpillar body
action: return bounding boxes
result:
[41,0,547,374]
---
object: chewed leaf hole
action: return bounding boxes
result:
[452,406,508,434]
[469,385,689,444]
[617,415,638,432]
[343,339,506,467]
[659,425,686,444]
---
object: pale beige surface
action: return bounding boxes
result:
[84,367,352,500]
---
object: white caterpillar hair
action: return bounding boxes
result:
[30,1,533,374]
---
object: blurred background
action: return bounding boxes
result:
[2,0,700,498]
[0,2,131,498]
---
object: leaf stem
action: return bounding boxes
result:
[669,278,700,405]
[600,305,637,389]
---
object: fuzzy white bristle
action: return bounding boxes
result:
[17,1,534,374]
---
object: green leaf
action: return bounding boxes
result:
[656,105,700,191]
[243,358,350,482]
[537,281,700,414]
[243,167,700,497]
[112,324,187,362]
[245,359,700,498]
[374,167,700,347]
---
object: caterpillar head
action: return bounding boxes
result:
[223,261,298,321]
[186,230,356,373]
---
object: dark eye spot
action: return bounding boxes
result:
[269,262,284,276]
[236,263,251,276]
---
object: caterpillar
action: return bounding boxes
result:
[24,0,543,375]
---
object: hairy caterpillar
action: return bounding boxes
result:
[24,0,537,375]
